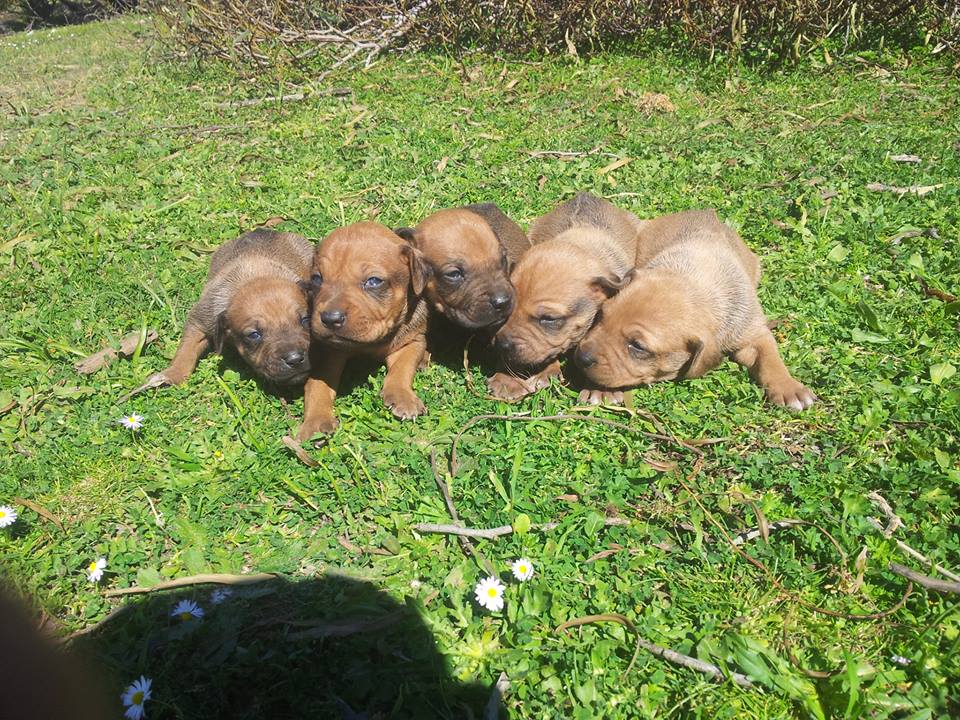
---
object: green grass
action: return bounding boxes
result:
[1,16,959,719]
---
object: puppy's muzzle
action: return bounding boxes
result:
[282,350,306,369]
[495,333,515,354]
[320,309,346,330]
[574,347,597,369]
[490,291,513,314]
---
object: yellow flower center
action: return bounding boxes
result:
[487,587,498,597]
[132,691,144,705]
[89,562,97,572]
[127,417,135,422]
[180,612,192,621]
[519,565,527,573]
[0,510,6,518]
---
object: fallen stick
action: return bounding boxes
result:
[413,517,629,539]
[75,329,158,374]
[484,672,510,720]
[105,572,277,597]
[282,435,319,468]
[60,603,134,643]
[888,563,960,595]
[866,182,943,197]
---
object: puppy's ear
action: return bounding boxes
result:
[211,312,229,354]
[679,336,719,379]
[394,227,418,244]
[590,269,635,299]
[297,279,313,296]
[401,244,431,296]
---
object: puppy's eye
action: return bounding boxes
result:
[628,339,648,354]
[299,316,310,328]
[538,315,565,330]
[311,273,323,287]
[442,268,464,282]
[363,276,383,290]
[247,330,262,342]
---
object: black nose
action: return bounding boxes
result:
[495,333,514,354]
[283,350,305,367]
[320,310,345,329]
[575,348,596,368]
[490,292,513,312]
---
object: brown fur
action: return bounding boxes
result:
[394,203,528,329]
[297,222,430,439]
[488,192,642,400]
[574,211,816,410]
[151,229,314,387]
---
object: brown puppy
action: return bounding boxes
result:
[297,222,431,440]
[394,203,530,329]
[573,210,817,410]
[488,192,642,400]
[145,229,313,389]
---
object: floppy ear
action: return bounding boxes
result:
[394,227,418,244]
[679,336,719,379]
[590,269,635,299]
[211,312,229,354]
[401,244,431,296]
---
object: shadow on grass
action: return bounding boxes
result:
[70,574,492,718]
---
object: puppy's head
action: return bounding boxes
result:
[310,222,429,347]
[493,243,632,369]
[220,277,312,384]
[395,208,514,329]
[573,272,720,388]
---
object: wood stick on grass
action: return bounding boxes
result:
[413,517,629,539]
[105,572,277,597]
[888,563,960,595]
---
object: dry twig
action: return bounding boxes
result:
[888,563,960,595]
[413,517,629,539]
[105,572,277,597]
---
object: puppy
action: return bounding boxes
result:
[146,229,313,388]
[394,203,530,330]
[297,222,431,440]
[488,192,642,400]
[573,210,817,410]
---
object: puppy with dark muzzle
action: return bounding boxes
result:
[573,210,817,410]
[296,222,431,440]
[488,192,642,401]
[143,229,313,390]
[394,203,530,330]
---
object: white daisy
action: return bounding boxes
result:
[171,599,204,621]
[0,505,16,528]
[511,558,535,582]
[474,576,506,612]
[210,587,233,605]
[121,676,152,719]
[87,557,107,583]
[118,413,144,430]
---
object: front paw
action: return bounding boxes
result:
[488,372,533,401]
[578,388,624,406]
[382,387,426,420]
[767,379,817,411]
[296,414,339,441]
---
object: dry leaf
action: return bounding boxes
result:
[12,496,64,532]
[597,157,632,176]
[555,493,580,503]
[866,182,943,196]
[435,156,449,173]
[504,78,519,91]
[75,329,159,375]
[259,216,286,228]
[537,175,547,191]
[281,435,319,467]
[890,154,921,164]
[635,92,676,113]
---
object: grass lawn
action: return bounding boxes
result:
[1,16,958,719]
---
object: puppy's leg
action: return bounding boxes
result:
[298,351,346,440]
[382,340,427,420]
[731,328,816,411]
[157,325,209,385]
[488,360,561,401]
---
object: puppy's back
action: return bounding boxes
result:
[463,203,532,262]
[529,192,642,248]
[209,229,313,279]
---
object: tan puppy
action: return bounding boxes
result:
[488,192,642,400]
[297,222,430,440]
[394,203,530,330]
[573,210,816,410]
[146,229,313,388]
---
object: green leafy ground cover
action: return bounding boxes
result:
[0,17,958,719]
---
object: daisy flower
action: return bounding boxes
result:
[87,557,107,583]
[474,576,506,612]
[171,599,204,621]
[118,413,144,430]
[210,587,233,605]
[0,505,16,528]
[121,676,152,720]
[511,558,534,582]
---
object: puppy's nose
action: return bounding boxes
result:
[320,310,345,329]
[490,292,513,313]
[495,333,515,354]
[575,348,597,368]
[283,350,305,367]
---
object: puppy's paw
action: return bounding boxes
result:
[382,387,426,420]
[529,364,561,391]
[767,379,817,411]
[488,372,533,401]
[158,368,190,386]
[296,414,339,441]
[578,388,624,406]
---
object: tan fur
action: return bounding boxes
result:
[574,211,816,410]
[396,203,526,329]
[151,229,313,387]
[488,192,642,400]
[297,222,430,439]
